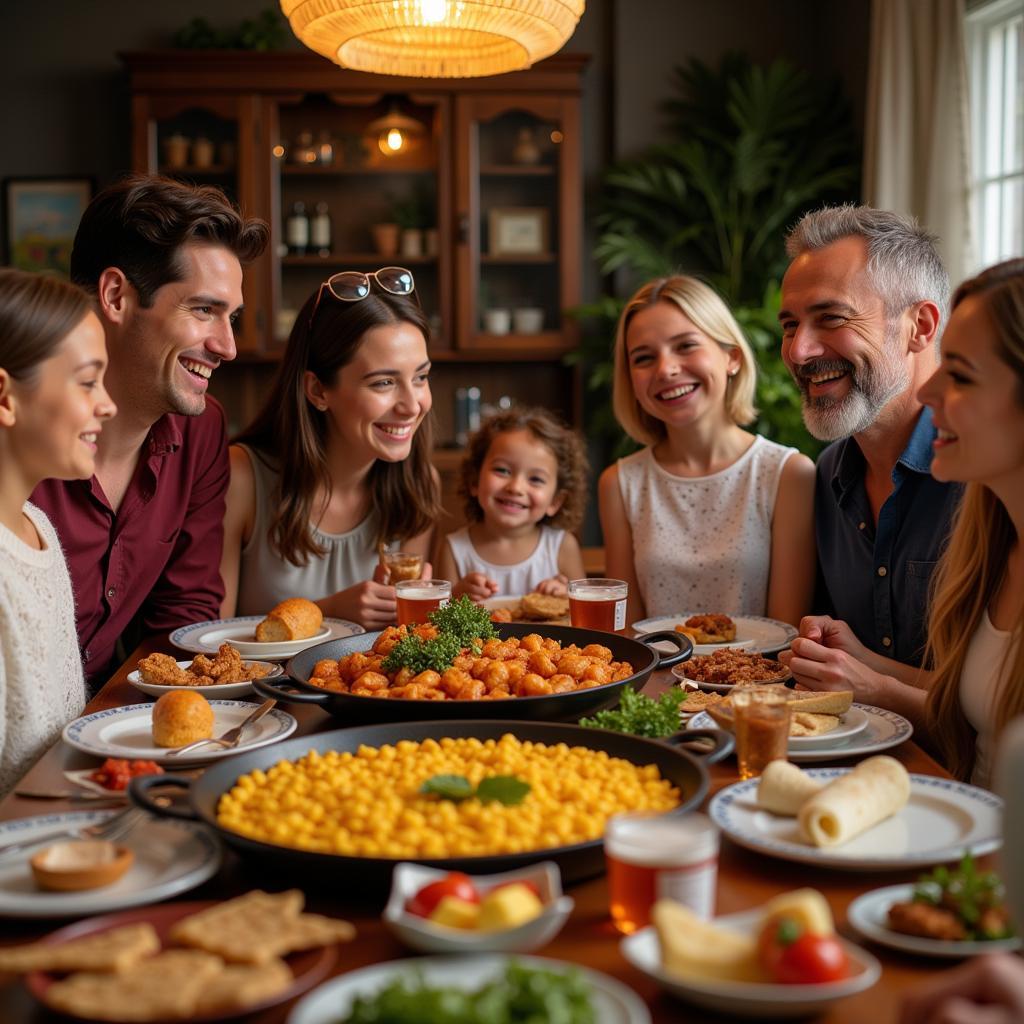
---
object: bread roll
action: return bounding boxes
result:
[798,755,911,847]
[757,760,824,816]
[151,691,214,748]
[255,598,323,642]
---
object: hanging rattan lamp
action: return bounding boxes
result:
[279,0,585,78]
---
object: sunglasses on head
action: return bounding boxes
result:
[308,266,416,329]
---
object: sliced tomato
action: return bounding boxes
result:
[406,872,481,917]
[773,933,850,985]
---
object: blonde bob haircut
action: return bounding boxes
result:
[612,275,758,446]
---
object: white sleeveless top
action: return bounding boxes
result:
[960,610,1019,788]
[616,437,796,617]
[235,445,382,616]
[445,525,565,596]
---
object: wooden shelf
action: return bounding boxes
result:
[160,164,234,176]
[429,341,571,362]
[480,163,555,176]
[280,164,435,176]
[481,253,556,264]
[281,253,438,266]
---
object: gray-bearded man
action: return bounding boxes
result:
[777,205,961,671]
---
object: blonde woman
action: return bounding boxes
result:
[598,275,815,625]
[780,259,1024,786]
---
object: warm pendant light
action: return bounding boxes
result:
[279,0,585,78]
[367,104,427,156]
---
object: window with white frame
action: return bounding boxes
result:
[967,0,1023,269]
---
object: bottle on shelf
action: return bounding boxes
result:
[316,130,335,165]
[311,201,332,258]
[286,201,310,256]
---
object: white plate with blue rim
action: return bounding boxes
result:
[632,613,796,655]
[847,883,1022,958]
[168,615,364,660]
[621,907,880,1017]
[0,809,220,918]
[61,701,298,766]
[127,659,284,700]
[286,953,650,1024]
[687,703,912,761]
[709,770,1003,870]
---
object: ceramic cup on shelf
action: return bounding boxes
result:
[512,307,544,334]
[371,223,400,257]
[191,137,214,169]
[400,228,423,258]
[164,134,190,169]
[483,308,511,335]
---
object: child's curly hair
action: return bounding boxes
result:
[459,407,589,533]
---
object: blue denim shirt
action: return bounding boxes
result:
[814,406,963,666]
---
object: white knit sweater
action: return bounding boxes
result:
[0,503,86,797]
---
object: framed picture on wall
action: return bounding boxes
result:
[3,177,94,276]
[488,206,550,256]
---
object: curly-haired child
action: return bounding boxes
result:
[437,407,588,599]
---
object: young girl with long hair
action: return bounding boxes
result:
[0,268,116,795]
[220,268,441,629]
[598,275,816,625]
[780,258,1024,784]
[436,406,588,599]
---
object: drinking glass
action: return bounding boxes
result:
[567,578,628,634]
[604,812,719,934]
[395,579,451,627]
[382,550,423,583]
[732,688,791,780]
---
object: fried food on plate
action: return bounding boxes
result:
[255,597,323,642]
[138,644,271,687]
[0,922,160,974]
[674,613,737,644]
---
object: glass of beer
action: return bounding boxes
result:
[382,550,423,583]
[567,578,628,633]
[732,688,791,780]
[605,812,719,934]
[395,579,451,627]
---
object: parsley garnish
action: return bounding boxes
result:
[579,687,687,737]
[421,773,531,805]
[429,595,497,645]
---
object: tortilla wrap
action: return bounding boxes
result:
[798,755,911,847]
[757,760,824,816]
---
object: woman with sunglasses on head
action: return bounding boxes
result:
[219,267,441,629]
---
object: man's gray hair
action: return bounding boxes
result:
[785,204,950,322]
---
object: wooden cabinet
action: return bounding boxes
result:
[121,52,587,453]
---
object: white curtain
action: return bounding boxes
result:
[864,0,975,287]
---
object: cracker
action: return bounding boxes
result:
[273,912,356,956]
[192,957,293,1013]
[519,592,570,621]
[0,922,159,974]
[43,949,223,1021]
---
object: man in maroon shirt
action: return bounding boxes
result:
[32,176,268,690]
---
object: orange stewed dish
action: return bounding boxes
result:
[307,624,636,701]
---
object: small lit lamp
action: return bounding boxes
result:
[279,0,585,79]
[367,105,427,157]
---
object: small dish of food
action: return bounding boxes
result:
[30,841,134,892]
[129,646,281,699]
[621,888,880,1017]
[482,592,571,625]
[632,613,796,655]
[383,861,574,954]
[672,649,791,693]
[848,854,1020,958]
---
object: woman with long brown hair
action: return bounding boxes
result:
[781,258,1024,784]
[220,267,440,629]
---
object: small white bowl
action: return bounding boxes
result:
[621,908,880,1018]
[383,861,574,955]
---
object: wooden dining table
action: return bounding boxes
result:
[0,635,982,1023]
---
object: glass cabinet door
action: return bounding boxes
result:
[267,91,450,350]
[131,92,266,352]
[454,94,581,353]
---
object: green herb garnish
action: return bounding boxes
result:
[421,773,531,806]
[429,594,498,645]
[579,686,687,737]
[381,631,463,675]
[912,853,1015,940]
